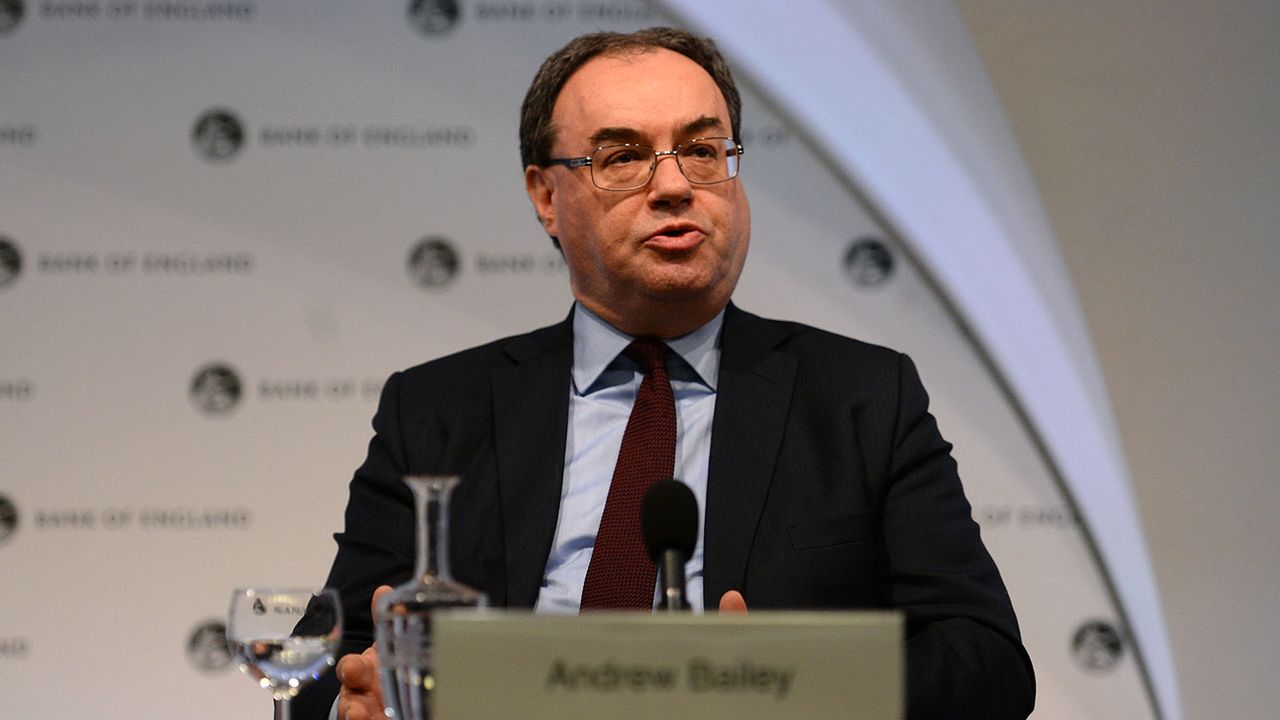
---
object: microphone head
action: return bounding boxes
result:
[641,479,699,562]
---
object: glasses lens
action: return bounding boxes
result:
[587,138,741,190]
[677,138,739,184]
[591,144,655,190]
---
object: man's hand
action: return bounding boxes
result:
[718,590,748,614]
[335,585,392,720]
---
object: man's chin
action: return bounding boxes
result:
[638,273,718,300]
[640,277,736,314]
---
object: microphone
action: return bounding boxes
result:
[642,479,699,611]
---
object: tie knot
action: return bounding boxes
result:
[623,338,671,373]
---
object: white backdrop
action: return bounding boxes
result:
[0,1,1166,717]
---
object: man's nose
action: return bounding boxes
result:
[648,154,693,204]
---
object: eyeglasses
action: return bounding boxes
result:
[542,137,744,191]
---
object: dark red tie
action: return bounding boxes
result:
[580,339,676,611]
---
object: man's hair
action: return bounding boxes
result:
[519,27,742,169]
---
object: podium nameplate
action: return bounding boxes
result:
[433,611,902,720]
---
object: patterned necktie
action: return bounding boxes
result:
[579,338,677,610]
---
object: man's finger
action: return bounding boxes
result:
[343,701,369,720]
[341,695,382,720]
[719,590,748,614]
[336,652,373,689]
[337,649,384,720]
[371,584,393,611]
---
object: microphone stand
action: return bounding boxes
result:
[658,549,688,611]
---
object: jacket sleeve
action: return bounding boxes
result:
[883,354,1035,719]
[293,371,417,720]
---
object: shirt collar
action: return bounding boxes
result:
[572,302,723,396]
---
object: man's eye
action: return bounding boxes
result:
[685,144,719,160]
[602,150,641,166]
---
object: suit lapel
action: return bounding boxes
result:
[491,314,573,607]
[704,305,797,608]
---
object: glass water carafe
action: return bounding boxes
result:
[375,475,487,720]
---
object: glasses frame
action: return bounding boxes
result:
[542,136,745,192]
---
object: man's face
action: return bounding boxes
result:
[525,48,750,336]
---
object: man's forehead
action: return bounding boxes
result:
[559,48,720,94]
[551,49,729,144]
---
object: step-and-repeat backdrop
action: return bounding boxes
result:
[0,1,1154,717]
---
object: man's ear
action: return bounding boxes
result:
[524,165,558,238]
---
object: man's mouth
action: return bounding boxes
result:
[646,224,705,250]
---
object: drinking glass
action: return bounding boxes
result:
[376,475,487,720]
[227,587,342,720]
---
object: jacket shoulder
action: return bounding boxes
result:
[394,316,571,385]
[727,305,907,374]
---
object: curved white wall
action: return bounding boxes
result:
[653,1,1179,718]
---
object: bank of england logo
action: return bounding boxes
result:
[186,620,232,673]
[0,0,23,36]
[407,236,460,288]
[1071,620,1124,673]
[192,108,246,163]
[0,237,20,290]
[252,598,267,615]
[0,495,17,545]
[190,362,242,416]
[407,0,460,36]
[844,237,894,287]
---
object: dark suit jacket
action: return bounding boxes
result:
[295,304,1035,720]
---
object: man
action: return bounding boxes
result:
[296,27,1034,720]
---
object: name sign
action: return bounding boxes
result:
[433,611,903,720]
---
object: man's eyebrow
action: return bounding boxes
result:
[589,127,644,147]
[586,116,729,148]
[682,115,727,137]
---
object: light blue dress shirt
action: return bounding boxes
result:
[534,302,722,614]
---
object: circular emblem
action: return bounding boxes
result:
[0,636,29,659]
[407,0,461,37]
[0,494,18,545]
[190,363,243,416]
[407,236,461,289]
[1071,620,1125,673]
[0,0,24,36]
[843,237,895,287]
[186,620,233,673]
[0,237,21,291]
[192,108,246,163]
